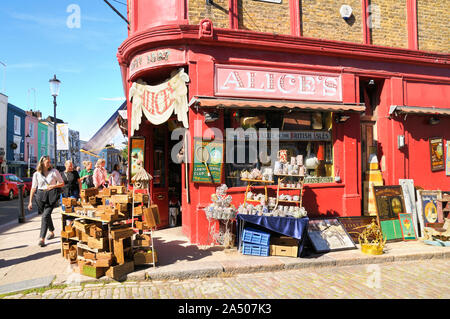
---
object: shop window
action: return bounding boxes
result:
[224,109,334,188]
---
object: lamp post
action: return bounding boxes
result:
[26,133,30,177]
[49,75,61,168]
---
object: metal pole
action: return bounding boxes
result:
[53,96,57,168]
[27,141,30,177]
[18,184,25,223]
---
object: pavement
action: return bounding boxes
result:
[1,210,449,295]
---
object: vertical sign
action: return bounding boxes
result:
[56,123,69,151]
[129,136,145,182]
[446,140,450,176]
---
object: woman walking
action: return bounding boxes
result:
[28,156,65,247]
[61,160,82,199]
[93,158,108,190]
[80,160,94,189]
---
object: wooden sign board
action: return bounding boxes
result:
[429,137,444,172]
[373,186,406,220]
[379,219,403,242]
[192,138,224,184]
[307,218,357,253]
[337,216,378,243]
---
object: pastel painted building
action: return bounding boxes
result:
[25,110,39,176]
[37,121,48,161]
[6,103,26,177]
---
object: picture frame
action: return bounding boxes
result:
[379,218,403,242]
[337,216,377,243]
[429,137,444,172]
[399,179,420,237]
[398,213,417,241]
[373,185,407,221]
[416,190,443,235]
[307,218,357,253]
[129,136,146,184]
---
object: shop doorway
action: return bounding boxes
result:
[360,78,384,215]
[148,121,182,229]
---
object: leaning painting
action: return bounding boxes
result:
[307,218,357,253]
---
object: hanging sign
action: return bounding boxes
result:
[129,68,190,136]
[192,138,224,184]
[446,140,450,176]
[429,137,444,172]
[56,123,69,151]
[215,65,342,102]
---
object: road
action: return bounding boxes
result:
[2,259,449,300]
[0,196,38,227]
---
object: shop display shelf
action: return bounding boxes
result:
[277,200,301,204]
[242,242,270,257]
[274,174,304,177]
[279,187,302,190]
[241,178,274,184]
[242,227,271,246]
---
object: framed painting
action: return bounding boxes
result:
[129,136,146,183]
[417,190,443,233]
[399,179,420,237]
[307,218,357,253]
[337,216,377,243]
[398,213,417,241]
[373,185,407,221]
[379,218,403,242]
[429,137,444,172]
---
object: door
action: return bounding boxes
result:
[150,124,169,228]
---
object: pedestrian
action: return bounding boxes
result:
[61,160,82,199]
[93,158,108,190]
[28,155,65,247]
[109,164,121,186]
[79,160,94,189]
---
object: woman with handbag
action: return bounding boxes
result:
[28,155,65,247]
[80,160,94,189]
[93,158,108,190]
[61,160,82,199]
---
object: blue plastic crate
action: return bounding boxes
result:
[242,227,271,246]
[242,242,270,257]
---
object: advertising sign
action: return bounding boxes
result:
[56,123,69,151]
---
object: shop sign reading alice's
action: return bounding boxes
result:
[215,65,342,102]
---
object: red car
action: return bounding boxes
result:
[0,174,28,200]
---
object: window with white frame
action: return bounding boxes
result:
[14,116,21,135]
[29,122,34,138]
[41,130,46,144]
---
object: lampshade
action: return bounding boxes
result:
[49,75,61,97]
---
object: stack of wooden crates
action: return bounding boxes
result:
[60,186,160,281]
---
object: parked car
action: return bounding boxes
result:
[0,174,26,200]
[21,177,33,197]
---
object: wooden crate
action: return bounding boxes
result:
[82,265,107,279]
[133,251,157,265]
[106,261,134,281]
[133,193,149,203]
[115,203,129,213]
[73,220,91,233]
[269,244,298,257]
[113,237,132,264]
[134,234,151,247]
[80,188,99,198]
[83,252,96,260]
[111,194,131,204]
[61,229,76,239]
[110,227,134,240]
[87,236,108,250]
[89,225,106,239]
[110,186,126,194]
[100,211,119,222]
[143,207,157,228]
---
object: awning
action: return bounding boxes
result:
[81,101,126,154]
[389,105,450,116]
[189,96,366,112]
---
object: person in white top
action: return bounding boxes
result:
[109,164,121,186]
[28,155,65,247]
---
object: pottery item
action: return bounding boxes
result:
[293,195,300,201]
[291,157,296,165]
[247,191,254,200]
[296,155,303,166]
[278,149,288,163]
[299,166,306,176]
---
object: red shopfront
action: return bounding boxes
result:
[118,23,450,246]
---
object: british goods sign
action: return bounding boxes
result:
[129,48,186,79]
[215,65,342,102]
[129,68,190,135]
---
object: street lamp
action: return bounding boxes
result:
[26,133,30,177]
[49,75,61,167]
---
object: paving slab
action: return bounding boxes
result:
[0,275,54,295]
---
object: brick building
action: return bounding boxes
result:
[117,0,450,244]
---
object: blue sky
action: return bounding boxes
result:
[0,0,128,145]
